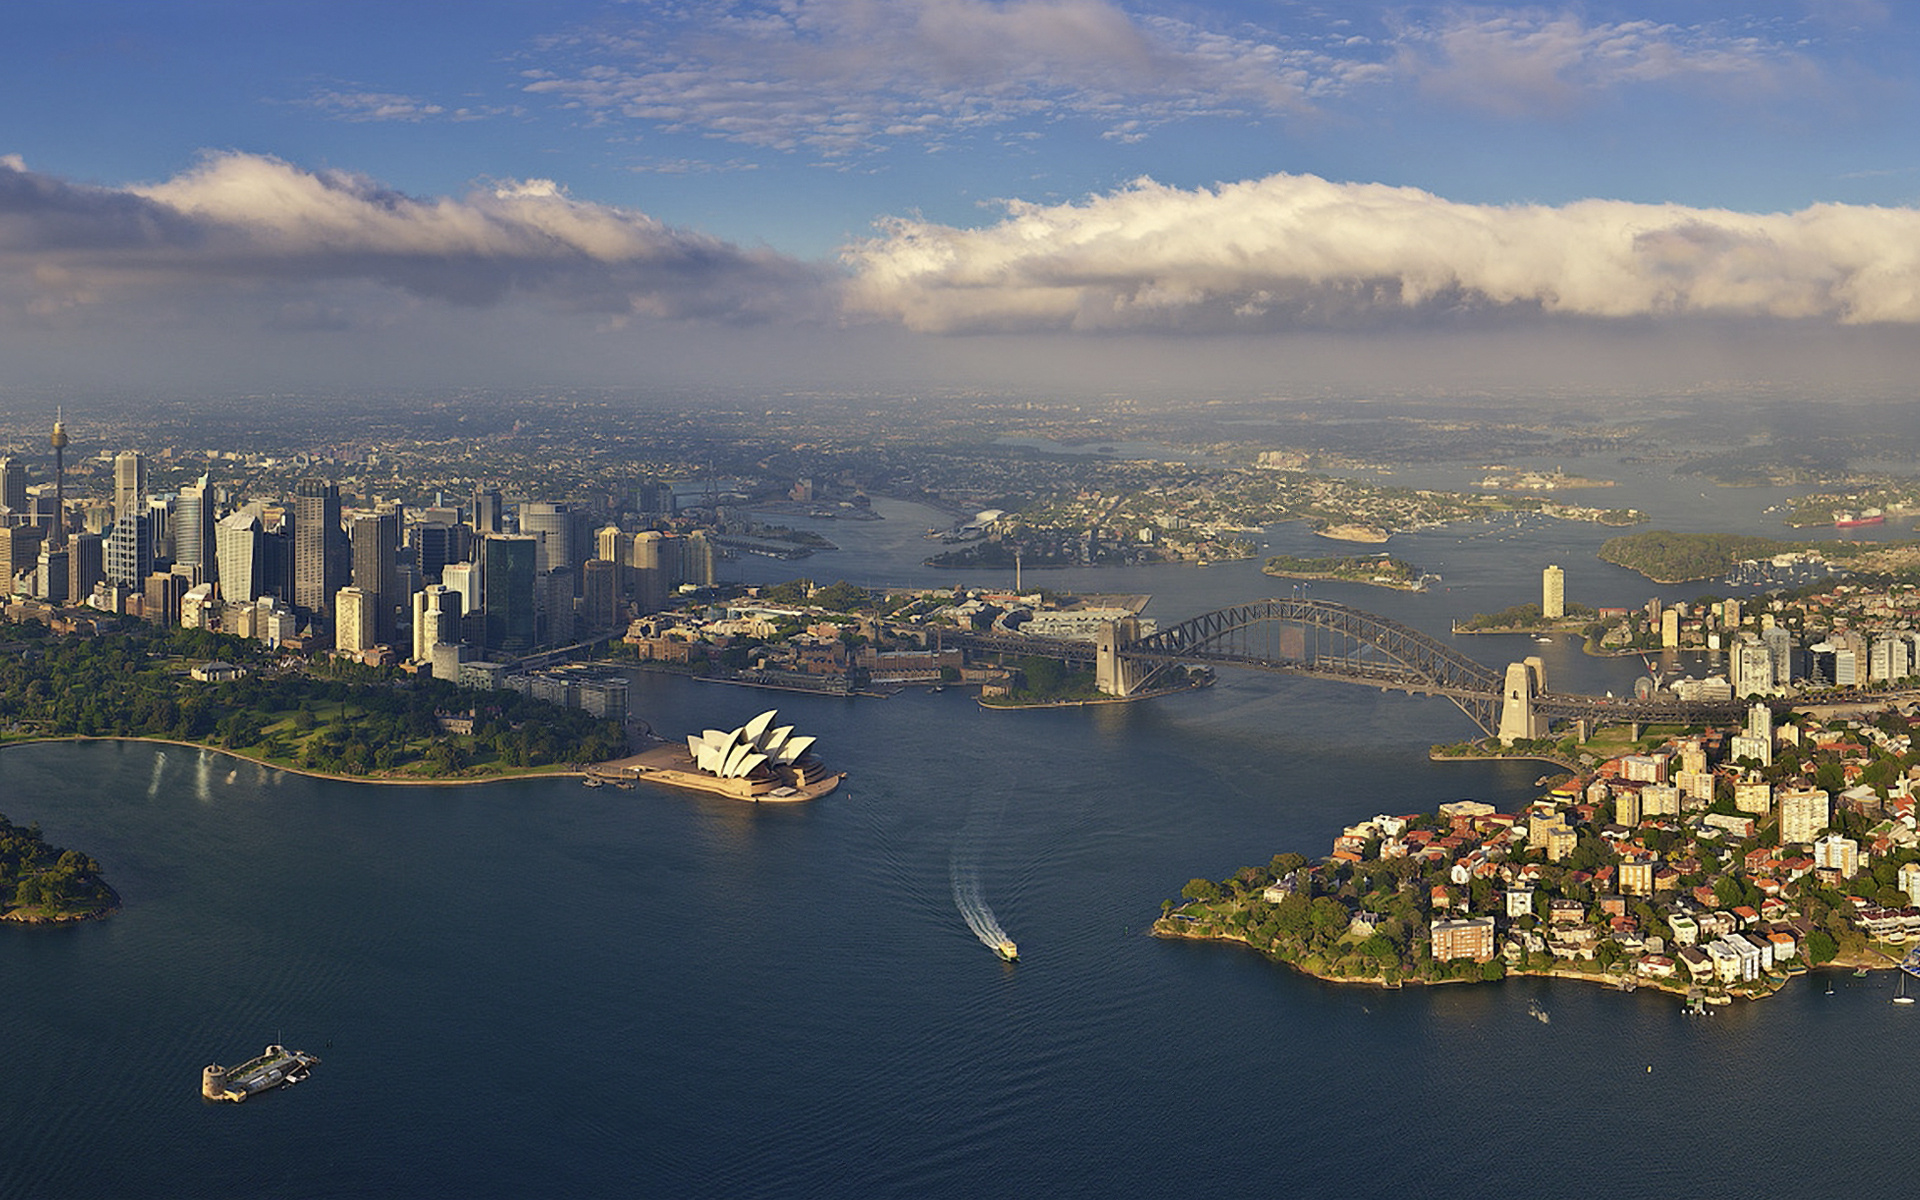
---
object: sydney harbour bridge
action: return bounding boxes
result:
[949,596,1750,741]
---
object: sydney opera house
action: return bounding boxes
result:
[594,708,843,801]
[687,710,816,782]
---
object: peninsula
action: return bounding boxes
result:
[0,812,116,924]
[1156,705,1920,1004]
[0,622,625,784]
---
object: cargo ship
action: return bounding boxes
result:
[202,1044,320,1102]
[1835,510,1885,528]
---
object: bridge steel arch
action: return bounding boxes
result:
[1120,597,1507,734]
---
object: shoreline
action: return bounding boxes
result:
[1,881,121,927]
[1152,922,1902,1001]
[1428,747,1580,771]
[1261,569,1422,591]
[979,678,1214,710]
[0,735,586,788]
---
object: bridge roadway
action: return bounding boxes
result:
[943,598,1756,737]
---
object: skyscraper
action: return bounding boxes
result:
[681,530,715,589]
[351,510,399,646]
[472,487,502,535]
[581,558,619,632]
[215,511,261,602]
[0,525,44,593]
[104,512,152,587]
[335,587,375,652]
[67,530,103,602]
[412,584,462,662]
[411,520,460,583]
[1542,564,1565,620]
[0,456,28,514]
[631,530,669,613]
[540,566,575,646]
[113,450,146,522]
[481,534,537,652]
[519,500,590,589]
[294,479,345,622]
[36,544,68,604]
[175,476,217,582]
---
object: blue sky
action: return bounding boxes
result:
[7,1,1920,396]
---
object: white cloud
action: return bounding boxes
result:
[523,0,1353,157]
[1390,8,1804,114]
[294,87,515,123]
[840,172,1920,333]
[0,152,833,324]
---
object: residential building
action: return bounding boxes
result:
[1430,917,1496,963]
[1812,834,1860,880]
[1779,787,1831,846]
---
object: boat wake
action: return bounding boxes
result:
[950,857,1013,955]
[147,751,167,799]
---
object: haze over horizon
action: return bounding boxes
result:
[8,1,1920,399]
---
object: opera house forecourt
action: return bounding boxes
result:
[589,709,844,802]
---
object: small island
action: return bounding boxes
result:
[1,812,116,924]
[1262,554,1427,590]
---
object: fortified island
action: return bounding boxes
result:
[201,1044,321,1102]
[588,708,843,801]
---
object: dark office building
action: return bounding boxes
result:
[351,510,400,647]
[294,479,345,623]
[482,534,537,653]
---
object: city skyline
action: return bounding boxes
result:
[7,2,1920,395]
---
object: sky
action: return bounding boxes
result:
[7,0,1920,400]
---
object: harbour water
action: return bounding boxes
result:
[7,469,1920,1196]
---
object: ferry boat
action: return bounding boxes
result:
[994,939,1019,962]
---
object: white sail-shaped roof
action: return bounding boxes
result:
[723,742,758,777]
[776,735,815,764]
[689,711,824,779]
[742,710,777,749]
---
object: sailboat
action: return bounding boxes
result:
[1896,972,1915,1005]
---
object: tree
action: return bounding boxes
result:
[1181,878,1219,903]
[1806,929,1838,965]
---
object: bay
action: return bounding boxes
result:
[5,468,1919,1197]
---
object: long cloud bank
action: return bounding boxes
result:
[9,154,1920,340]
[841,173,1920,333]
[0,151,831,325]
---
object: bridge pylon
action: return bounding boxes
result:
[1096,618,1143,696]
[1497,659,1547,744]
